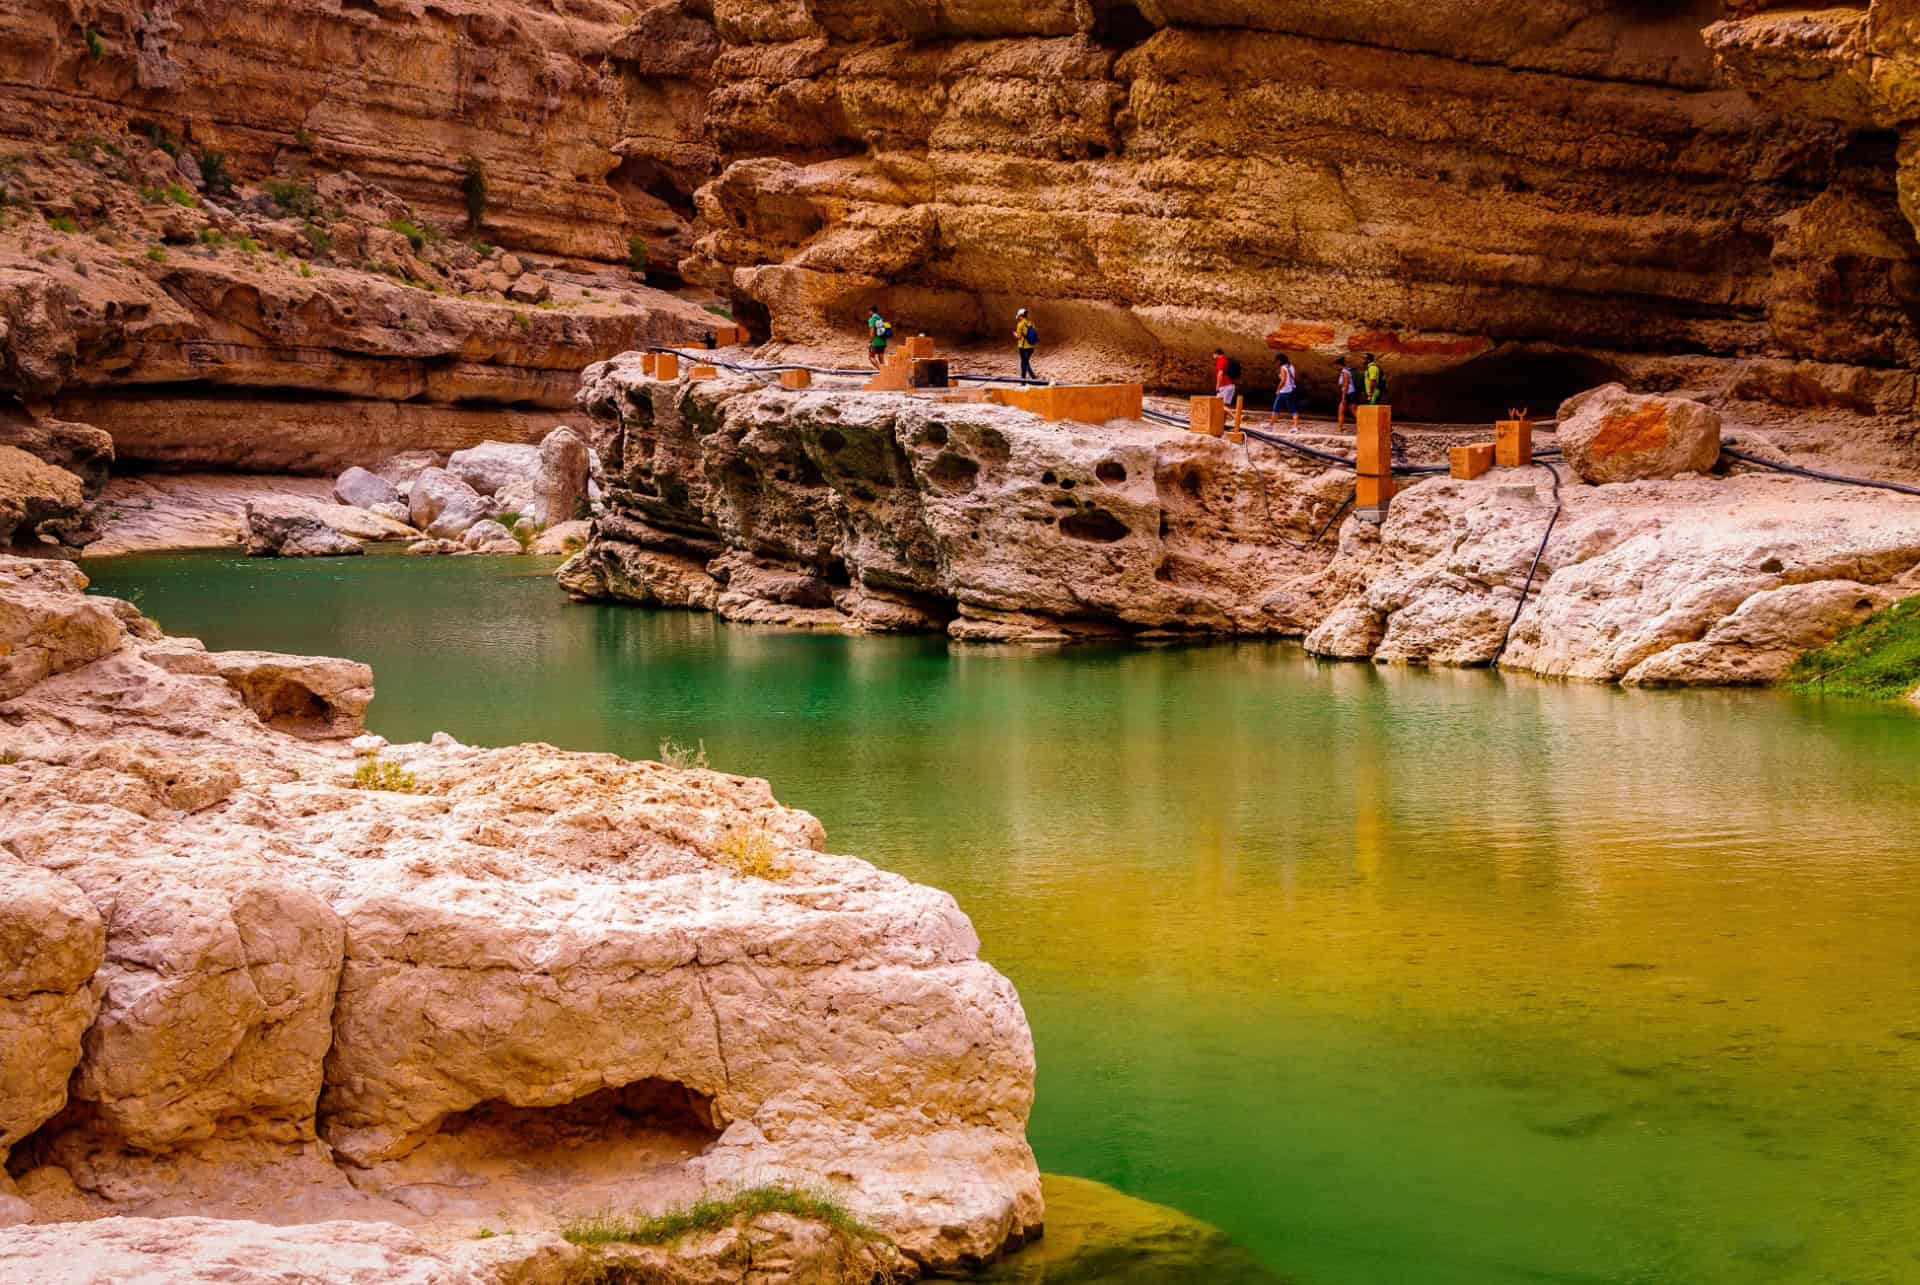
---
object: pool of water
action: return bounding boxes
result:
[88,551,1920,1285]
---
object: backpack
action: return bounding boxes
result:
[876,321,894,341]
[1375,367,1388,400]
[1225,357,1242,380]
[1023,322,1038,346]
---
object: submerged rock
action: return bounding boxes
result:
[980,1176,1284,1285]
[0,556,1042,1275]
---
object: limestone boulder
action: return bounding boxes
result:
[0,861,104,1156]
[0,442,88,551]
[0,558,127,699]
[529,519,591,556]
[1558,385,1723,485]
[244,504,364,558]
[445,442,540,499]
[331,467,401,511]
[208,651,373,738]
[507,273,550,304]
[0,1217,504,1284]
[406,468,493,540]
[461,519,521,554]
[405,538,467,556]
[368,500,412,527]
[375,452,442,493]
[1623,581,1899,687]
[494,426,591,528]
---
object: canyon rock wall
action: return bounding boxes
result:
[565,364,1920,683]
[0,555,1042,1279]
[679,1,1920,416]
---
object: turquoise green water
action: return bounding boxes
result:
[88,551,1920,1285]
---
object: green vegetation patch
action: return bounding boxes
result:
[559,1185,883,1249]
[351,757,418,793]
[386,217,439,251]
[1787,595,1920,701]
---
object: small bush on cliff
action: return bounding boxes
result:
[263,176,321,219]
[1788,596,1920,701]
[714,825,787,880]
[560,1185,882,1249]
[197,149,233,195]
[84,26,104,61]
[351,757,418,793]
[145,245,165,263]
[45,214,78,233]
[657,736,708,770]
[626,235,648,276]
[302,220,332,257]
[386,217,439,252]
[460,155,487,229]
[141,124,178,156]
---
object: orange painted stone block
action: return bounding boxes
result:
[690,365,719,380]
[641,352,658,376]
[1355,405,1395,509]
[779,369,812,389]
[905,335,936,359]
[1450,442,1495,480]
[1190,396,1226,436]
[987,384,1144,424]
[654,352,679,380]
[864,361,913,391]
[1496,418,1534,467]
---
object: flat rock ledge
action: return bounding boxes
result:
[563,360,1920,686]
[0,556,1041,1283]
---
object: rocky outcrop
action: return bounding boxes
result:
[566,361,1920,685]
[243,503,362,558]
[0,556,1041,1278]
[566,356,1353,641]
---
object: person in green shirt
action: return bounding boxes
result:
[867,307,893,368]
[1363,353,1387,406]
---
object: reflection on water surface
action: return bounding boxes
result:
[89,551,1920,1285]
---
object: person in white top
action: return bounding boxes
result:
[1334,356,1356,429]
[1272,353,1302,432]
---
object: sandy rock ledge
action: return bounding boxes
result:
[0,556,1041,1282]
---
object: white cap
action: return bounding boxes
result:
[1016,308,1028,316]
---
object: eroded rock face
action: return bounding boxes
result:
[0,556,1041,1276]
[567,358,1354,641]
[1558,385,1723,484]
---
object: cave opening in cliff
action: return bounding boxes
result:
[1400,348,1629,423]
[415,1079,725,1169]
[1090,1,1156,52]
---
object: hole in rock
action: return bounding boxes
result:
[355,1080,725,1219]
[1041,470,1057,485]
[1060,507,1130,543]
[1096,460,1126,484]
[1061,479,1076,490]
[929,451,981,492]
[1760,557,1784,573]
[920,422,949,447]
[819,428,848,454]
[1091,0,1156,51]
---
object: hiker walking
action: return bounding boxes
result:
[1213,348,1230,390]
[1334,357,1357,428]
[1363,353,1387,406]
[1218,356,1242,405]
[1014,308,1040,381]
[1272,352,1302,431]
[866,306,894,369]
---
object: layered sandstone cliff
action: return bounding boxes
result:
[562,361,1920,684]
[0,555,1042,1280]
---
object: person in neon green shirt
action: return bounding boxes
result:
[866,307,893,368]
[1363,353,1387,405]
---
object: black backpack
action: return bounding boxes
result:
[1225,357,1242,380]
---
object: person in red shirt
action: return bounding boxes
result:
[1213,349,1230,390]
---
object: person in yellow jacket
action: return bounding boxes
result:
[1014,308,1040,381]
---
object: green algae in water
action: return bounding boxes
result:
[84,551,1920,1285]
[980,1176,1283,1284]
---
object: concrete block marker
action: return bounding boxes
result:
[1450,443,1495,479]
[1355,405,1395,518]
[690,365,719,380]
[990,384,1144,424]
[655,352,679,380]
[1496,418,1534,467]
[1190,396,1226,436]
[912,358,951,388]
[906,335,936,359]
[780,369,812,389]
[641,352,658,377]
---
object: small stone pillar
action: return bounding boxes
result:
[1496,418,1534,467]
[1190,396,1226,436]
[641,352,658,377]
[655,352,679,380]
[1449,442,1495,480]
[1355,405,1395,519]
[780,369,812,389]
[1225,397,1246,443]
[906,334,936,359]
[690,365,719,380]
